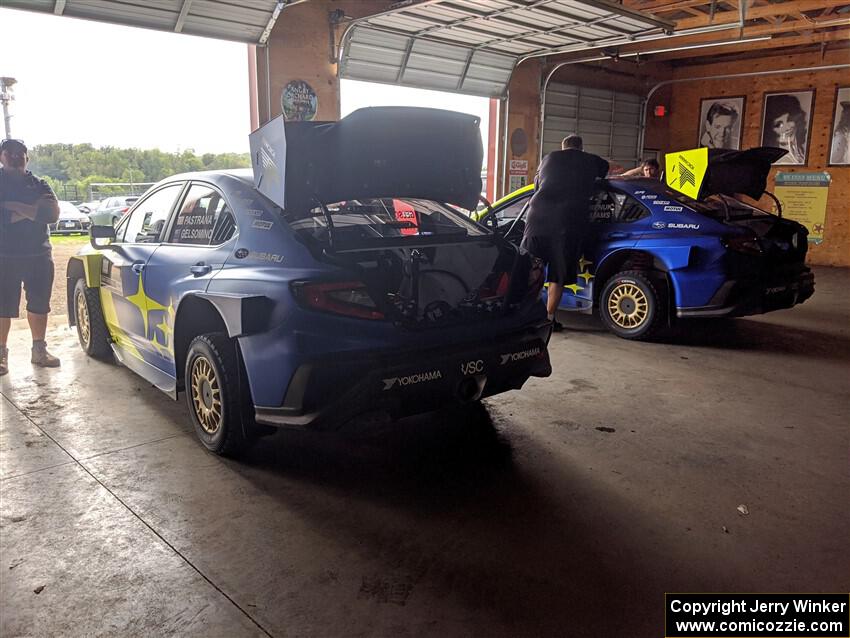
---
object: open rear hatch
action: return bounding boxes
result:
[250,108,542,328]
[665,146,787,201]
[665,146,807,261]
[250,106,484,212]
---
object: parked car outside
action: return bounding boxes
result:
[476,147,814,340]
[50,200,92,235]
[88,196,140,226]
[76,201,102,215]
[66,108,552,457]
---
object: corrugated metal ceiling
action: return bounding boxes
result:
[1,0,283,44]
[340,0,675,98]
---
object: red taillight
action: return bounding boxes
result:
[119,207,129,214]
[292,280,384,320]
[722,234,762,255]
[479,272,511,300]
[527,260,545,297]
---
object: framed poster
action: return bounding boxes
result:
[698,96,745,149]
[760,90,815,166]
[829,86,850,166]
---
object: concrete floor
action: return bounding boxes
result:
[2,266,848,637]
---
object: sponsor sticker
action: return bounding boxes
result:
[664,205,684,212]
[461,359,485,375]
[634,190,646,195]
[641,194,657,200]
[653,200,671,205]
[253,252,284,263]
[667,222,699,230]
[251,219,274,230]
[382,369,442,390]
[500,346,541,365]
[245,208,264,217]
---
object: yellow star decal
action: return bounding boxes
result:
[578,255,593,271]
[563,283,584,294]
[579,271,594,284]
[125,272,168,339]
[152,298,175,357]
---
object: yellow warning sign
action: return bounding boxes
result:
[665,147,709,200]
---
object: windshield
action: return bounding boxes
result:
[285,198,487,247]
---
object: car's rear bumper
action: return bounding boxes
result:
[677,266,814,318]
[50,222,90,234]
[254,320,552,429]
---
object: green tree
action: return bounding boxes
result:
[27,143,250,201]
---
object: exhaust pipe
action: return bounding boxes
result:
[456,376,485,403]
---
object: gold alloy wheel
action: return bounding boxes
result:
[76,288,91,347]
[191,356,223,434]
[607,282,649,329]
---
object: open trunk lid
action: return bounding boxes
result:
[249,107,483,213]
[665,147,787,200]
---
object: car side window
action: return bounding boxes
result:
[118,184,183,243]
[613,193,649,223]
[589,190,617,223]
[168,183,236,245]
[494,195,531,222]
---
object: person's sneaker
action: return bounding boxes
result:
[0,347,8,376]
[31,347,60,368]
[552,320,564,333]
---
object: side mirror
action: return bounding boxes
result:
[90,224,117,250]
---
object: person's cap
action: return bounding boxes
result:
[0,138,27,153]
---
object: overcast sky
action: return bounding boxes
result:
[0,8,489,155]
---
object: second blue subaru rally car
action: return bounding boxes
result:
[478,147,814,340]
[66,108,552,456]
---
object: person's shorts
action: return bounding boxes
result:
[0,253,54,318]
[520,233,568,285]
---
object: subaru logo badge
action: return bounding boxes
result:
[234,248,249,259]
[652,221,666,229]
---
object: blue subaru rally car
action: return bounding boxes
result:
[478,147,814,340]
[67,108,551,456]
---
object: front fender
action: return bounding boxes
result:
[66,254,104,326]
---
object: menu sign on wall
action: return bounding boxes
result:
[774,172,831,244]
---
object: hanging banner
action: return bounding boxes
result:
[774,172,831,244]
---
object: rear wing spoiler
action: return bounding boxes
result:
[664,147,787,201]
[249,107,484,213]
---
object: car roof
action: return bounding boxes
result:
[158,168,253,187]
[496,176,667,204]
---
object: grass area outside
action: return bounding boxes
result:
[46,235,89,317]
[50,234,90,245]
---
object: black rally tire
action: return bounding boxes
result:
[599,270,667,340]
[184,333,248,457]
[73,278,112,359]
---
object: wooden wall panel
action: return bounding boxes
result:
[666,49,850,266]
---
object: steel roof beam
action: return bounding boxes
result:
[174,0,194,33]
[54,0,66,16]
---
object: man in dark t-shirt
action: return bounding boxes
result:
[0,138,61,375]
[520,135,608,331]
